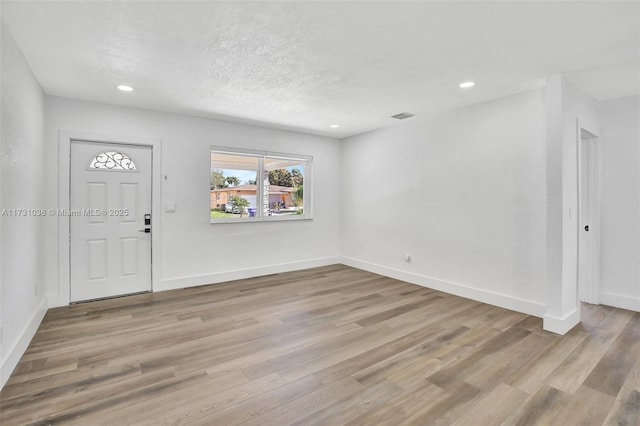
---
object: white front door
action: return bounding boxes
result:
[70,141,152,302]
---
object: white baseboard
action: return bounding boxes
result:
[339,256,546,318]
[543,308,580,335]
[600,291,640,312]
[1,298,48,389]
[158,256,341,291]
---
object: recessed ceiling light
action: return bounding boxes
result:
[459,81,475,88]
[117,85,134,92]
[330,124,340,128]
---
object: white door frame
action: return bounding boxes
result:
[576,121,601,305]
[58,131,162,305]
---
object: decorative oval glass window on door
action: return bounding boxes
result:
[89,151,137,171]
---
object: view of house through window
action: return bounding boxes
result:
[210,148,311,222]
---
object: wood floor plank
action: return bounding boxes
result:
[189,374,323,425]
[621,355,640,391]
[1,359,144,404]
[239,323,370,380]
[545,326,620,394]
[105,372,283,425]
[346,404,405,426]
[355,295,442,327]
[383,294,475,329]
[451,383,528,426]
[403,380,482,425]
[552,385,615,426]
[1,265,638,425]
[594,306,635,333]
[502,384,572,426]
[293,379,402,426]
[277,321,433,383]
[603,388,640,426]
[239,377,364,426]
[583,327,640,397]
[351,325,468,386]
[0,363,148,424]
[506,326,587,394]
[386,354,445,390]
[312,322,446,385]
[428,325,501,363]
[427,326,531,391]
[35,371,209,426]
[465,332,554,390]
[602,355,640,426]
[626,312,640,332]
[346,379,447,425]
[170,320,356,377]
[5,360,79,385]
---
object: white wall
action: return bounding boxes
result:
[600,94,640,310]
[43,97,342,303]
[340,89,547,316]
[0,21,47,387]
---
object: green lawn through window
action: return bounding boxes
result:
[210,210,237,219]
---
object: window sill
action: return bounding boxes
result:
[210,215,313,224]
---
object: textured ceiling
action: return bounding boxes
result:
[2,1,639,138]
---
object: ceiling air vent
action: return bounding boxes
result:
[391,112,415,120]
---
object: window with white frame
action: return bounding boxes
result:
[210,147,312,223]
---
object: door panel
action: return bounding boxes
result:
[87,239,107,280]
[121,238,139,276]
[578,129,600,305]
[70,141,152,302]
[88,183,107,223]
[120,183,138,223]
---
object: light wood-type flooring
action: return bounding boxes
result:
[1,265,639,425]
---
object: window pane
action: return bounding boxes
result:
[264,157,305,217]
[211,153,259,220]
[90,151,137,171]
[210,148,311,223]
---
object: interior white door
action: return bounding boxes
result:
[70,141,152,302]
[578,129,600,304]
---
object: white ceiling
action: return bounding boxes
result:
[2,1,639,138]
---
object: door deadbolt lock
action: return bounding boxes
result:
[139,213,151,233]
[585,225,589,232]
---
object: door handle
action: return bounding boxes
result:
[139,214,151,233]
[585,225,589,232]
